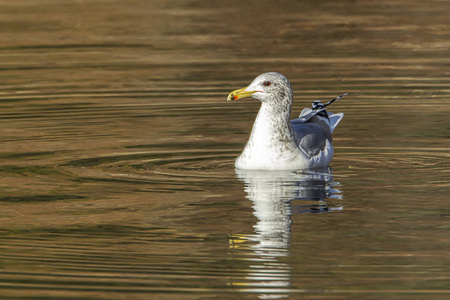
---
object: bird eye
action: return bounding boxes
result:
[263,81,272,86]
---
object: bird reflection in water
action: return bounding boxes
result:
[228,168,342,298]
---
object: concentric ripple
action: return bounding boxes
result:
[62,144,240,189]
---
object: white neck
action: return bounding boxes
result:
[236,102,302,170]
[247,102,297,149]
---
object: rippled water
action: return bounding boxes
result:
[0,1,449,299]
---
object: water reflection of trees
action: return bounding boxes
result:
[229,168,342,299]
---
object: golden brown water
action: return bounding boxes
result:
[0,1,449,299]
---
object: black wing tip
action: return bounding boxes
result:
[312,93,348,111]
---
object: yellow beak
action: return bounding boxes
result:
[227,87,257,101]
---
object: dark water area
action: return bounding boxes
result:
[0,0,449,299]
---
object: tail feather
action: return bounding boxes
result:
[328,112,344,133]
[295,93,347,128]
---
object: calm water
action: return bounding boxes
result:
[0,1,449,299]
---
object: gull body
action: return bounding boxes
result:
[227,72,344,170]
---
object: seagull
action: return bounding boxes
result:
[227,72,345,170]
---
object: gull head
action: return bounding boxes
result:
[227,72,293,104]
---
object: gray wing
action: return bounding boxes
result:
[291,94,346,158]
[291,115,332,158]
[291,108,326,125]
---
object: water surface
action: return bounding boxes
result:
[0,0,449,299]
